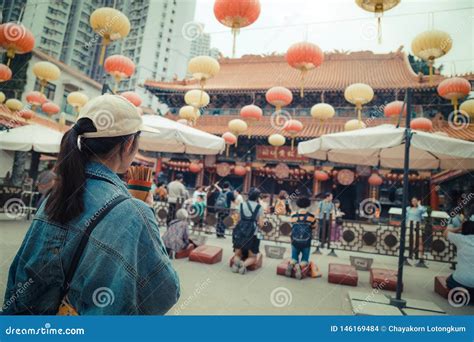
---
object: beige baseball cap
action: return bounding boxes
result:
[78,94,157,138]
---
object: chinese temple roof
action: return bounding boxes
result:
[166,114,474,142]
[145,49,473,94]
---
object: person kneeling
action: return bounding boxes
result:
[287,196,317,280]
[163,209,195,258]
[444,220,474,302]
[231,188,264,275]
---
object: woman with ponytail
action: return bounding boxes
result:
[3,94,180,315]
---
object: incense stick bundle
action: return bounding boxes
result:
[127,166,153,201]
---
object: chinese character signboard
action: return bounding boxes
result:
[256,146,308,162]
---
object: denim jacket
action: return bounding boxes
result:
[2,162,180,315]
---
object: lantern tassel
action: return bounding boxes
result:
[226,145,230,157]
[453,98,458,124]
[377,16,382,44]
[99,36,110,66]
[300,69,306,98]
[356,104,362,125]
[231,27,240,58]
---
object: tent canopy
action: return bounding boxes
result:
[140,115,225,155]
[297,124,474,170]
[0,125,64,153]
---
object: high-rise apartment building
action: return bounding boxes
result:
[1,0,197,110]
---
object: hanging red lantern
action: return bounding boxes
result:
[266,86,293,112]
[437,77,471,123]
[368,173,383,186]
[410,117,433,131]
[0,64,12,82]
[0,23,35,66]
[189,162,202,173]
[286,42,324,97]
[213,0,261,57]
[18,108,35,120]
[120,91,142,107]
[240,104,262,137]
[222,131,237,156]
[41,102,60,116]
[314,170,329,182]
[384,100,407,118]
[104,55,135,91]
[283,119,303,150]
[26,91,47,108]
[234,165,247,176]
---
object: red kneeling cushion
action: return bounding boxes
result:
[189,245,223,264]
[229,254,263,271]
[434,276,449,298]
[370,268,400,292]
[276,260,310,279]
[175,244,195,259]
[328,263,358,286]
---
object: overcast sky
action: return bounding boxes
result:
[194,0,473,75]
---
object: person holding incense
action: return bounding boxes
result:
[3,94,180,315]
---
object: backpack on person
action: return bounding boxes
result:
[232,202,261,249]
[291,212,312,249]
[215,190,229,209]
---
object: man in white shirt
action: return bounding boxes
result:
[167,173,188,223]
[444,221,474,301]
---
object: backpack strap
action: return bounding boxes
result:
[60,194,128,299]
[249,203,261,222]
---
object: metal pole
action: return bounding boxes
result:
[391,88,412,307]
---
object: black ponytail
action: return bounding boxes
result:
[45,118,139,224]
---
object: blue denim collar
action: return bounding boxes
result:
[85,161,129,195]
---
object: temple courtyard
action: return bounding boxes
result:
[1,218,472,316]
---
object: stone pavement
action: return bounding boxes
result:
[1,219,473,315]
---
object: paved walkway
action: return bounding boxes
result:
[1,219,473,315]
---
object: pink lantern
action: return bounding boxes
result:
[437,77,471,123]
[368,173,383,186]
[285,42,324,97]
[410,118,433,132]
[104,55,135,90]
[41,102,60,116]
[0,63,12,82]
[234,165,247,176]
[283,119,303,150]
[26,91,47,108]
[222,131,237,156]
[120,91,142,107]
[314,170,329,182]
[384,100,407,118]
[265,86,293,112]
[189,162,202,173]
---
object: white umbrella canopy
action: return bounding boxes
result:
[139,115,225,155]
[298,124,474,170]
[0,124,64,153]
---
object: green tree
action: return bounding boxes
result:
[408,54,444,75]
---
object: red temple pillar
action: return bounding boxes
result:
[243,164,251,193]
